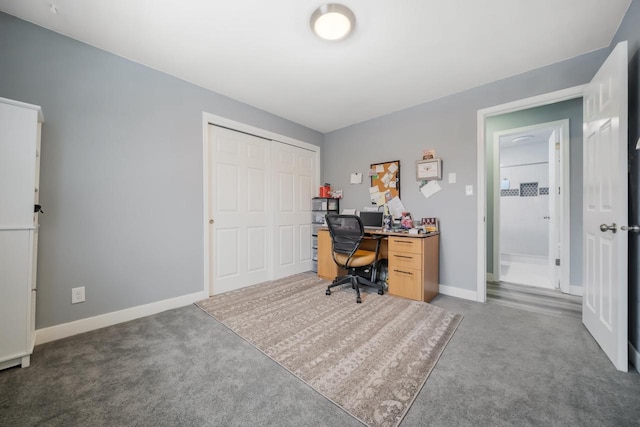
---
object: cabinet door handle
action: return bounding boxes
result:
[393,269,413,276]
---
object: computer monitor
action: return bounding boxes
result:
[359,211,384,228]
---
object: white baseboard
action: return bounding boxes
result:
[35,290,208,345]
[439,284,478,301]
[569,285,583,296]
[630,341,640,370]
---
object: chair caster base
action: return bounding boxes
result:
[356,297,362,303]
[325,289,331,296]
[378,289,384,295]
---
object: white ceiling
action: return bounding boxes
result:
[0,0,631,133]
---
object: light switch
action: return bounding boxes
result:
[448,173,456,184]
[465,185,473,196]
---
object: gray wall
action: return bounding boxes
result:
[485,98,584,287]
[611,0,640,358]
[0,13,323,329]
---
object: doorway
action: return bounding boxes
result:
[493,120,570,291]
[476,85,586,303]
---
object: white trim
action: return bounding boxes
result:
[0,96,44,122]
[492,131,501,282]
[202,112,320,152]
[202,112,321,296]
[559,121,572,294]
[629,341,640,370]
[486,273,495,282]
[202,116,211,296]
[439,284,478,301]
[476,85,585,302]
[0,225,36,231]
[35,290,207,345]
[569,285,584,297]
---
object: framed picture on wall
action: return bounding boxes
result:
[416,158,442,180]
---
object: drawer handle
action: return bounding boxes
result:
[394,269,413,276]
[392,240,412,244]
[393,255,413,259]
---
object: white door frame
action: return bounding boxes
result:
[476,85,585,302]
[492,119,571,293]
[202,112,321,296]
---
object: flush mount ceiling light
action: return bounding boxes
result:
[511,135,534,143]
[310,4,356,41]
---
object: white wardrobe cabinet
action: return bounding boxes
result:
[0,97,43,370]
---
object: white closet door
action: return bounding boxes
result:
[208,126,270,294]
[272,142,315,279]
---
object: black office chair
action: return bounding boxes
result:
[325,214,385,303]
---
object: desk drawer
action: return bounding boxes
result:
[388,251,422,269]
[388,237,422,254]
[388,266,422,301]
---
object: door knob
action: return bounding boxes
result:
[621,225,640,232]
[600,223,617,233]
[209,219,214,224]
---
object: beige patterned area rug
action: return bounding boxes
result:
[196,272,462,427]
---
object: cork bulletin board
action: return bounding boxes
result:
[370,160,400,201]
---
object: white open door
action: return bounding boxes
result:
[582,41,628,371]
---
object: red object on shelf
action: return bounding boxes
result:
[319,184,331,198]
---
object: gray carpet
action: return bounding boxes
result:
[196,273,462,427]
[1,291,639,426]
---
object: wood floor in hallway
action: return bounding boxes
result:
[487,281,582,318]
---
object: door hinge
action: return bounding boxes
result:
[555,258,560,266]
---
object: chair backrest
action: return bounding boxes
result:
[325,214,364,258]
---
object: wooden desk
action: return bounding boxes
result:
[317,229,439,302]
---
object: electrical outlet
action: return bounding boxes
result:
[465,185,474,196]
[71,286,85,304]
